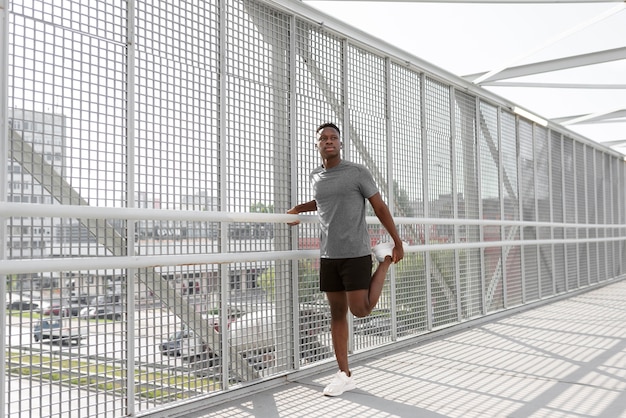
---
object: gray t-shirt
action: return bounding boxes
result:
[311,160,379,258]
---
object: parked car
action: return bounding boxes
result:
[160,313,240,361]
[42,304,70,317]
[185,305,331,371]
[159,333,181,357]
[178,329,209,361]
[66,296,90,317]
[89,295,122,305]
[7,301,39,311]
[79,305,124,320]
[159,330,186,357]
[159,328,213,362]
[33,318,84,344]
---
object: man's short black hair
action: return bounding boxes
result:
[316,122,340,136]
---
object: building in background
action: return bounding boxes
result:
[6,109,66,292]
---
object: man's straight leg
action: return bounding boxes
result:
[325,291,350,374]
[323,290,357,397]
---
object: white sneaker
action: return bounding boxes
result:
[372,241,408,263]
[323,371,356,397]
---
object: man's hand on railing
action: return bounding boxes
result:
[286,207,301,226]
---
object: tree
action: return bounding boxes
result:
[250,202,274,213]
[257,260,322,303]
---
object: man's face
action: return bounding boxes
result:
[316,127,341,159]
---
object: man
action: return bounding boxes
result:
[288,122,405,396]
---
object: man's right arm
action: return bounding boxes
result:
[287,200,317,225]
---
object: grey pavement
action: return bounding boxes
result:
[185,280,626,418]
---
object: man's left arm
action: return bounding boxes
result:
[368,192,404,263]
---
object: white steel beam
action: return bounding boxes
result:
[479,81,626,89]
[555,109,626,125]
[470,2,624,84]
[465,47,626,83]
[596,139,626,146]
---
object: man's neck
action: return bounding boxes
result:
[323,157,341,169]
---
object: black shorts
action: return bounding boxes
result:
[319,255,373,292]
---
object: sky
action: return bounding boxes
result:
[304,1,626,152]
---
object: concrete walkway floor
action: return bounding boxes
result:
[186,280,626,418]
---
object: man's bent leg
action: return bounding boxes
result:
[348,258,392,318]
